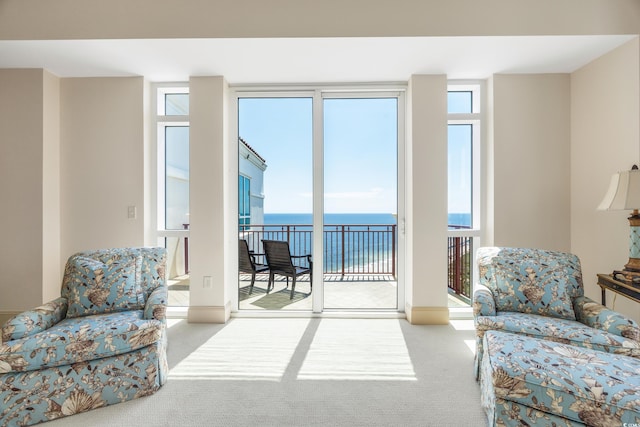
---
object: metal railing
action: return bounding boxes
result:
[447,225,476,301]
[170,222,476,301]
[240,224,397,277]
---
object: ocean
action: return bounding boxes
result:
[265,213,397,226]
[264,212,471,227]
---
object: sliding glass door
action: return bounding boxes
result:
[237,96,314,311]
[323,97,399,309]
[235,89,403,313]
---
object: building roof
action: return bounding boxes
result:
[239,137,266,164]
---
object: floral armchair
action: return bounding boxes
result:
[473,247,640,379]
[0,247,168,426]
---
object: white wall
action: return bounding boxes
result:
[1,0,638,39]
[238,144,266,226]
[491,74,571,252]
[60,77,146,258]
[0,69,46,313]
[1,2,639,324]
[571,38,640,322]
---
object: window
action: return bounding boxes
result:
[154,85,190,307]
[447,84,481,229]
[447,82,482,307]
[239,175,251,230]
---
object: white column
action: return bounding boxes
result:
[405,75,449,324]
[188,76,231,323]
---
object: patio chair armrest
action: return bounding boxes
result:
[291,254,313,268]
[1,297,68,342]
[574,295,640,341]
[144,286,168,323]
[249,252,265,262]
[472,283,496,318]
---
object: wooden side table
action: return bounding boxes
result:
[596,273,640,306]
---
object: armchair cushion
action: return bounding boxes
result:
[63,255,143,318]
[478,247,581,321]
[0,310,162,373]
[1,297,67,342]
[475,312,640,359]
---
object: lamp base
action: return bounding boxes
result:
[624,256,640,272]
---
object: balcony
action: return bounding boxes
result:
[167,223,474,309]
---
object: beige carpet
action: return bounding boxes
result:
[47,318,487,427]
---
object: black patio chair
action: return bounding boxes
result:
[262,239,313,299]
[239,239,269,294]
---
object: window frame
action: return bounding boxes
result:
[447,82,482,311]
[230,84,406,313]
[152,83,190,262]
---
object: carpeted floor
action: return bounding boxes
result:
[47,318,487,427]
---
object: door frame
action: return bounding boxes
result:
[230,85,406,315]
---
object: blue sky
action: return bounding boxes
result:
[239,97,397,214]
[238,94,471,215]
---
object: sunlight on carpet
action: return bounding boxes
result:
[297,319,416,381]
[464,339,476,355]
[168,318,310,381]
[449,319,475,331]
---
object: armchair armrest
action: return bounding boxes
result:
[144,286,167,323]
[473,283,496,319]
[1,297,68,342]
[574,295,640,342]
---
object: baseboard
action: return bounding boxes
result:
[405,303,449,325]
[187,302,231,323]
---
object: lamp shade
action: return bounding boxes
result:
[598,168,640,211]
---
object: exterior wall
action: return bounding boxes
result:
[571,38,640,322]
[60,77,146,258]
[238,142,266,227]
[491,74,571,252]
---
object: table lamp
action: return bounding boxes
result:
[598,165,640,284]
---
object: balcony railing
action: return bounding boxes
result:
[240,224,397,277]
[168,222,476,302]
[447,225,477,302]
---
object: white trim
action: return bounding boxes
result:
[312,89,324,313]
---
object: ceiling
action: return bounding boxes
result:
[0,35,635,84]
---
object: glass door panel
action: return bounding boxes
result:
[164,125,190,307]
[322,97,398,309]
[237,97,314,310]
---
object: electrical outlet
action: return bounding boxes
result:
[203,276,212,288]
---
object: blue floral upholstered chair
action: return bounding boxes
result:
[473,247,640,380]
[0,247,168,426]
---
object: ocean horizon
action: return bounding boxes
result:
[264,212,471,227]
